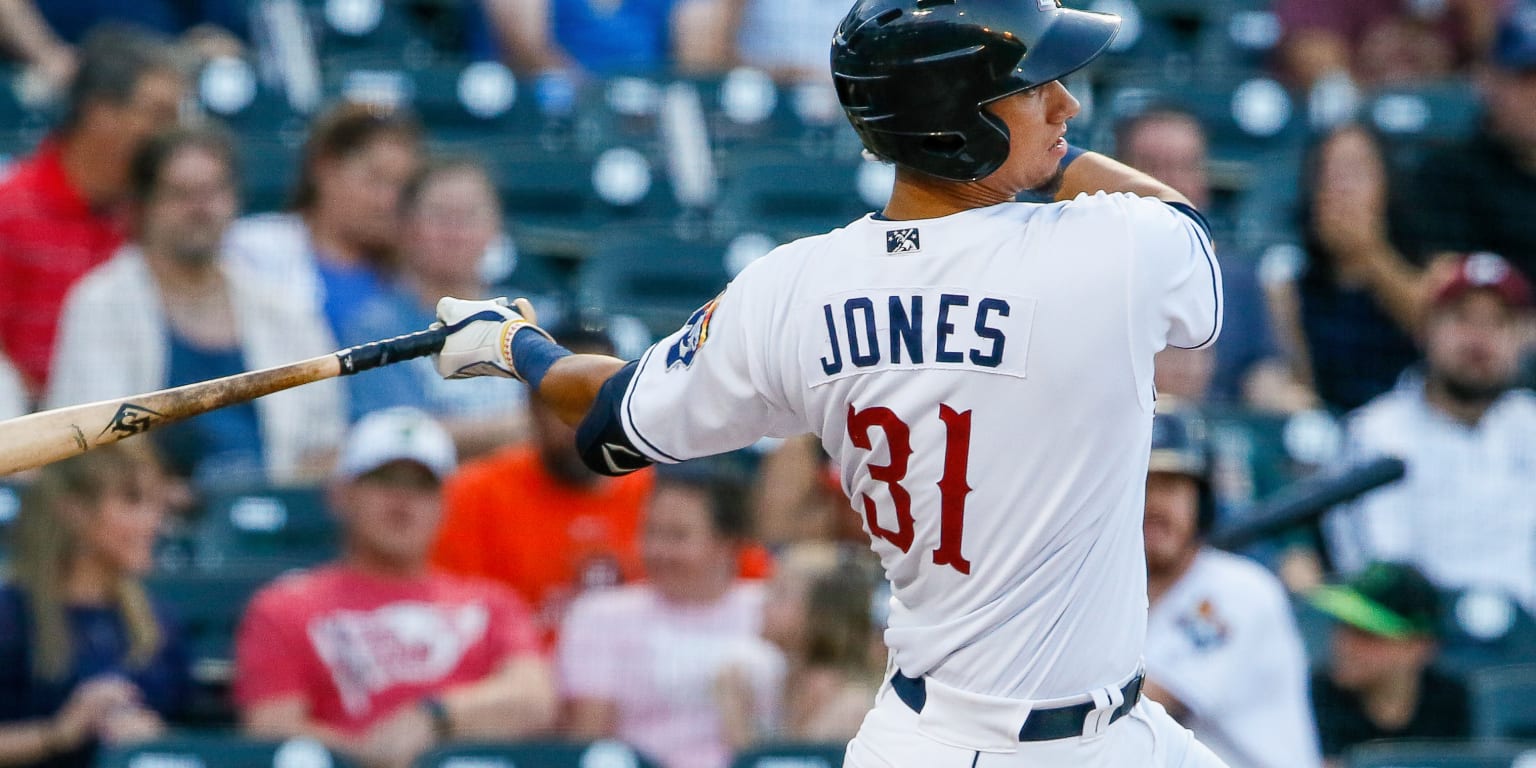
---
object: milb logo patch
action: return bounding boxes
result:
[886,228,920,253]
[666,295,720,371]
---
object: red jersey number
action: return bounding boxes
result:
[846,404,974,575]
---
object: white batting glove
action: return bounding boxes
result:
[432,297,545,381]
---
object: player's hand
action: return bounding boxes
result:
[432,296,542,381]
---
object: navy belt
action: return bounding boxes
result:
[889,671,1144,742]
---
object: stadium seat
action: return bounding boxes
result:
[412,741,662,768]
[193,486,336,570]
[197,56,308,138]
[715,154,881,241]
[0,480,21,565]
[1366,83,1483,146]
[236,137,303,215]
[730,742,848,768]
[1344,739,1536,768]
[576,225,743,336]
[1437,589,1536,679]
[146,569,277,682]
[97,734,356,768]
[1470,664,1536,740]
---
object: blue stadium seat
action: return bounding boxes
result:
[1470,664,1536,740]
[197,57,307,137]
[0,480,21,566]
[576,226,742,336]
[193,486,335,570]
[730,743,847,768]
[309,0,430,68]
[1437,589,1536,679]
[98,734,356,768]
[716,152,888,241]
[413,741,663,768]
[144,568,285,724]
[1366,83,1482,145]
[235,137,302,215]
[1344,739,1536,768]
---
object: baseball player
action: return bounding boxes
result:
[431,0,1225,764]
[1141,407,1322,768]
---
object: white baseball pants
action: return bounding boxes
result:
[844,675,1230,768]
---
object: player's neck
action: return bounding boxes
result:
[882,173,1014,220]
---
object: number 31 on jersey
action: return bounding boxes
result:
[848,403,974,575]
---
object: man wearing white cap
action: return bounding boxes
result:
[233,408,557,768]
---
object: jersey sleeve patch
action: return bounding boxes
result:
[664,295,721,371]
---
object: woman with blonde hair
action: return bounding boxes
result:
[718,542,884,750]
[0,445,188,767]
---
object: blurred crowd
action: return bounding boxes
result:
[0,1,1534,767]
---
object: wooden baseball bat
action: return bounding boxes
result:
[0,326,454,477]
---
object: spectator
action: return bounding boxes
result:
[0,445,189,768]
[1275,0,1503,89]
[1275,125,1425,412]
[0,27,185,400]
[45,128,344,489]
[717,543,880,748]
[224,101,423,341]
[0,352,22,421]
[729,0,849,83]
[338,159,528,455]
[1324,253,1536,613]
[1140,408,1322,768]
[559,464,778,768]
[432,321,654,641]
[1402,4,1536,275]
[1309,562,1470,764]
[234,408,556,768]
[476,0,731,78]
[1117,107,1317,413]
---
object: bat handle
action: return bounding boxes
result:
[335,326,452,376]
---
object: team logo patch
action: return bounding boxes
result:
[1176,599,1231,651]
[666,296,720,370]
[886,228,920,254]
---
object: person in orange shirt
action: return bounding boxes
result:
[431,321,653,643]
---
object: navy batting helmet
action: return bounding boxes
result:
[831,0,1121,182]
[1149,408,1217,534]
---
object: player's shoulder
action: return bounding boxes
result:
[1193,549,1289,608]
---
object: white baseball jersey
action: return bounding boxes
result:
[1325,376,1536,613]
[617,192,1221,700]
[1145,549,1322,768]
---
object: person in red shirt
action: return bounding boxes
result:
[234,408,556,768]
[432,322,656,643]
[0,26,185,400]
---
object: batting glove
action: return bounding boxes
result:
[432,296,549,381]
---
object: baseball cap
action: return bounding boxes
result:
[1494,2,1536,72]
[336,407,457,482]
[1308,562,1441,640]
[1430,252,1533,310]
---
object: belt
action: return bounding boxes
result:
[889,671,1145,742]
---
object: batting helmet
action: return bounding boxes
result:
[1148,408,1217,534]
[831,0,1121,182]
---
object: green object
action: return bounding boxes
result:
[1308,562,1440,639]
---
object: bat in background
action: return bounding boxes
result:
[1208,456,1407,550]
[0,326,452,477]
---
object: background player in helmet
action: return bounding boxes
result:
[430,0,1225,764]
[1141,406,1322,768]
